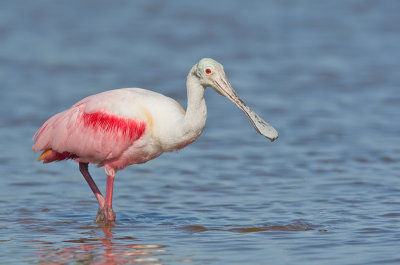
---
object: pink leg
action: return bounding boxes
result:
[79,163,105,208]
[103,174,116,222]
[105,174,114,210]
[94,166,116,224]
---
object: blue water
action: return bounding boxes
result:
[1,1,400,264]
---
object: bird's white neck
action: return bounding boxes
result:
[182,67,207,143]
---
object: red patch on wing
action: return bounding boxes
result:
[82,112,146,141]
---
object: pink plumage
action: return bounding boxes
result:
[34,110,146,164]
[33,89,150,167]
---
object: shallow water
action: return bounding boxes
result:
[1,0,400,264]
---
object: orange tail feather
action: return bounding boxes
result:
[38,149,53,163]
[37,149,78,163]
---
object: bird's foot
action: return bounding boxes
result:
[95,207,116,225]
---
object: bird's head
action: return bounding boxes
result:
[194,58,278,142]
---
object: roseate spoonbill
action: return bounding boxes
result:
[33,58,278,223]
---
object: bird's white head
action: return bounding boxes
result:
[193,58,278,142]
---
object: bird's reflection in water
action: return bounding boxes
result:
[32,225,166,265]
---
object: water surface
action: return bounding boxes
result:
[1,1,400,264]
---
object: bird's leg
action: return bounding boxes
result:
[105,172,116,221]
[95,165,116,224]
[79,163,105,209]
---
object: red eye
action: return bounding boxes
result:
[205,68,212,74]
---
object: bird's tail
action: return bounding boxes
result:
[37,149,78,163]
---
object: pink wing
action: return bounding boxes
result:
[33,89,147,164]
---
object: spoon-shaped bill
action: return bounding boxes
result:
[213,76,278,142]
[237,103,278,141]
